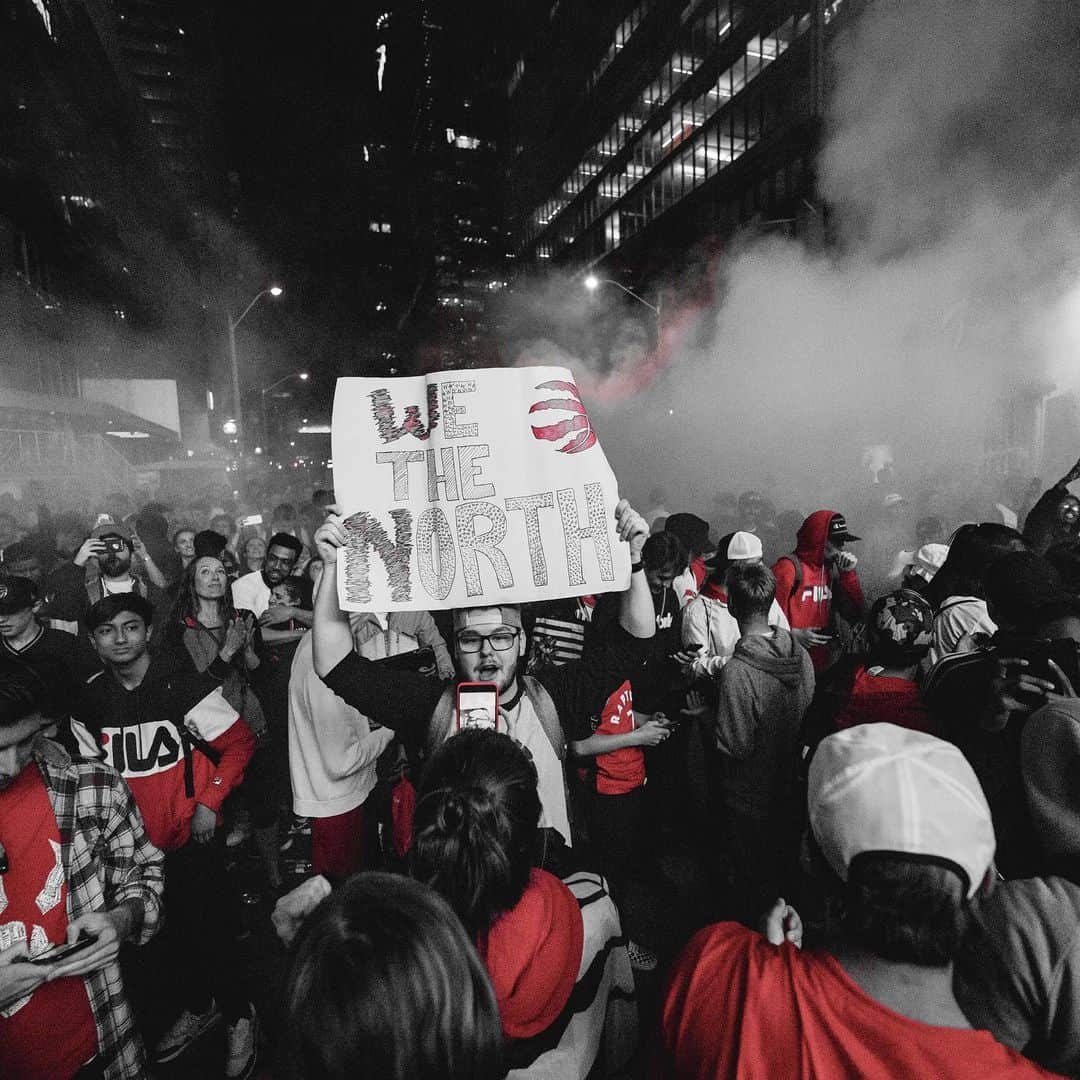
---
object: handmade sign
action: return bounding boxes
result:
[331,367,630,612]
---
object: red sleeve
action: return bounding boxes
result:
[197,719,256,812]
[838,568,866,614]
[771,558,796,621]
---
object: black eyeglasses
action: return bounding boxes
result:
[456,629,519,653]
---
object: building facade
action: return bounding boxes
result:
[0,0,230,499]
[505,0,846,289]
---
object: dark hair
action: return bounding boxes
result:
[283,872,503,1080]
[167,556,240,633]
[273,503,298,522]
[983,551,1064,635]
[842,853,969,965]
[86,593,154,632]
[0,674,44,729]
[268,532,304,558]
[312,489,335,507]
[412,729,541,939]
[642,532,687,578]
[664,513,709,559]
[271,578,304,605]
[726,562,777,620]
[1046,540,1080,595]
[923,523,1027,609]
[193,529,228,557]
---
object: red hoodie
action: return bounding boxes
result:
[772,510,865,671]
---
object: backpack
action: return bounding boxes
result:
[777,552,866,658]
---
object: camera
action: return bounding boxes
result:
[102,537,128,555]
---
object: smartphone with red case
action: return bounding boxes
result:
[456,682,500,732]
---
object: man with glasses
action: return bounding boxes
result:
[311,499,656,858]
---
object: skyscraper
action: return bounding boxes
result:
[505,0,845,287]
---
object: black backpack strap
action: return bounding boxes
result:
[779,553,803,601]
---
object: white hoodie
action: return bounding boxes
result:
[287,634,394,818]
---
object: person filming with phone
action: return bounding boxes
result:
[0,673,164,1080]
[311,499,656,864]
[47,520,167,632]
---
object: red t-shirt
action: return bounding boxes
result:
[654,922,1058,1079]
[0,765,98,1080]
[594,680,646,796]
[835,667,933,734]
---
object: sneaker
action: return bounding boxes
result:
[225,1005,260,1080]
[626,940,658,973]
[153,1000,222,1063]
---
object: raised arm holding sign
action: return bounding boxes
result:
[314,368,653,853]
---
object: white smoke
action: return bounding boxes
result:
[505,0,1080,517]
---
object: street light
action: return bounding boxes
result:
[226,285,284,454]
[260,370,309,451]
[582,274,660,320]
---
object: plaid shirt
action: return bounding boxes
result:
[34,736,164,1080]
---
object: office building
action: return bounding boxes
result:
[506,0,846,287]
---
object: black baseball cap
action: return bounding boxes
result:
[829,514,861,543]
[0,576,39,614]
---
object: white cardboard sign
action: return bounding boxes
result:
[331,367,630,612]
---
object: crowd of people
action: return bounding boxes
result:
[1,458,1080,1078]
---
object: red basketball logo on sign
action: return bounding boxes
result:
[529,380,597,455]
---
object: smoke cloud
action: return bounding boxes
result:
[504,0,1080,518]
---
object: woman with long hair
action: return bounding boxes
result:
[412,729,637,1077]
[282,873,503,1080]
[161,555,281,884]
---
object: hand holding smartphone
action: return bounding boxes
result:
[456,682,500,732]
[27,934,98,966]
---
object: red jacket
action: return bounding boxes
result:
[73,659,255,851]
[772,511,865,670]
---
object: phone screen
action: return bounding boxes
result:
[456,682,499,732]
[28,935,97,966]
[242,514,264,527]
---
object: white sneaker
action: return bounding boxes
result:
[225,1005,259,1080]
[153,1000,221,1063]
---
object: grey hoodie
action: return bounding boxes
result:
[713,628,815,819]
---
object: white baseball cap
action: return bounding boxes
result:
[726,531,763,561]
[452,606,523,631]
[808,724,995,898]
[910,543,949,582]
